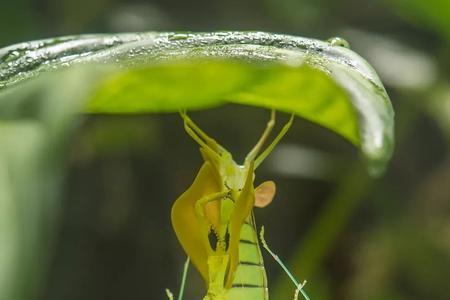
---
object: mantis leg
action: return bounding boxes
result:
[180,111,218,146]
[259,226,310,300]
[195,190,230,219]
[254,114,294,169]
[180,111,222,159]
[245,110,276,163]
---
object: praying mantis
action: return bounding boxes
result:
[170,110,309,300]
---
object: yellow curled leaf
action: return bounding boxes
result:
[171,162,222,282]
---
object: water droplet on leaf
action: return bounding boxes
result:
[168,33,188,41]
[327,37,350,49]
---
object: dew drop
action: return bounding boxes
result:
[327,37,350,49]
[168,33,188,41]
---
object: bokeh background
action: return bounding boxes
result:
[1,0,450,300]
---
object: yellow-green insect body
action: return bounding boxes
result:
[172,111,292,300]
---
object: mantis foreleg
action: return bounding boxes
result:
[195,190,230,219]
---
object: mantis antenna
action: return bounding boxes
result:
[259,226,311,300]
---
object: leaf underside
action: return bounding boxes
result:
[0,31,394,174]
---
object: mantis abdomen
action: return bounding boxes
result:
[225,214,268,300]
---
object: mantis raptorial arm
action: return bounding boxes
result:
[259,226,310,300]
[245,110,276,163]
[195,191,230,219]
[254,114,294,169]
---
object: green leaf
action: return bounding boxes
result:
[0,32,394,174]
[0,31,395,300]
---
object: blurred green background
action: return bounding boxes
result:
[1,0,450,300]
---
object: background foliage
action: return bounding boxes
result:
[1,1,449,300]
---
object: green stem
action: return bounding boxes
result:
[177,257,190,300]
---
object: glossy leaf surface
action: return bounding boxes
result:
[0,32,394,173]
